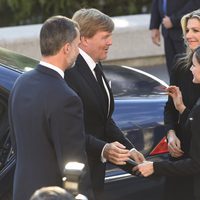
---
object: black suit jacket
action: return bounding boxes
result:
[149,0,199,38]
[65,55,134,197]
[9,65,93,200]
[154,99,200,198]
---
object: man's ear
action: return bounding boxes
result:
[80,36,88,46]
[63,43,71,54]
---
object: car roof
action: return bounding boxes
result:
[0,47,38,72]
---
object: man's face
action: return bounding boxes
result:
[85,31,112,62]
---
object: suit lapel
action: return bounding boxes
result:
[98,63,114,117]
[76,55,108,117]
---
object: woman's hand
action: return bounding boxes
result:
[166,86,186,113]
[133,161,154,177]
[167,130,184,158]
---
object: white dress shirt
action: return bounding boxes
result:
[39,61,64,79]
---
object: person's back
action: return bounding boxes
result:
[9,15,93,200]
[10,68,82,199]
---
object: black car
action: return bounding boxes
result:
[0,47,168,200]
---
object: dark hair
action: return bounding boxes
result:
[30,186,75,200]
[40,15,79,56]
[193,46,200,65]
[72,8,114,38]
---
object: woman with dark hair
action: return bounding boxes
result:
[163,9,200,200]
[136,45,200,200]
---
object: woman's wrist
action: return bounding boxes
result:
[178,104,186,114]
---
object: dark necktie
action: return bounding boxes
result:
[94,64,109,107]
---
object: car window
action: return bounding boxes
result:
[0,47,37,71]
[103,65,166,98]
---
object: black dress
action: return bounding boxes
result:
[163,56,200,200]
[155,98,200,200]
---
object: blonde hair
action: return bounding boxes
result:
[181,9,200,36]
[176,9,200,69]
[72,8,114,38]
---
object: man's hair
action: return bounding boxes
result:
[40,15,79,56]
[30,186,75,200]
[72,8,114,38]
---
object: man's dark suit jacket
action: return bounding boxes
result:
[150,0,200,38]
[65,55,134,197]
[9,65,93,200]
[154,99,200,199]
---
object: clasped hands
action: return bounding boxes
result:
[103,141,145,165]
[102,141,155,177]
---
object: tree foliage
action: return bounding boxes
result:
[0,0,152,27]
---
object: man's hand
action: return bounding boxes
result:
[162,16,173,29]
[130,149,145,164]
[103,141,130,165]
[151,29,161,46]
[167,130,184,158]
[133,161,154,177]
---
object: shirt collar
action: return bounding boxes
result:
[39,61,64,79]
[79,48,96,71]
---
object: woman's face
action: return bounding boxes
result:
[186,18,200,50]
[190,52,200,83]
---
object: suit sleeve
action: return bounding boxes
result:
[154,158,200,176]
[149,0,162,30]
[65,72,106,158]
[49,94,87,172]
[105,118,134,150]
[49,93,94,198]
[154,103,200,177]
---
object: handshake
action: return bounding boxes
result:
[103,142,154,177]
[127,158,154,177]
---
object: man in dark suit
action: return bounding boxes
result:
[149,0,200,74]
[9,16,93,200]
[65,8,145,200]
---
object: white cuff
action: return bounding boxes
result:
[129,148,136,153]
[101,144,108,163]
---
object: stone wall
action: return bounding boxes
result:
[0,14,165,67]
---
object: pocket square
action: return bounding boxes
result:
[108,80,111,88]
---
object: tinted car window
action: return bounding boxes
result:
[103,65,166,98]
